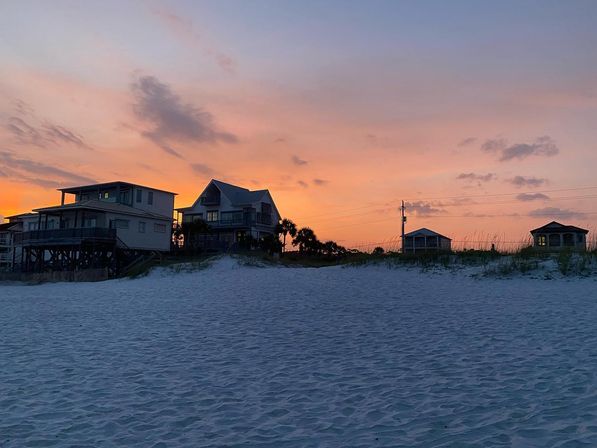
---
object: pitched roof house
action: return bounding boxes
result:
[177,179,281,249]
[403,228,452,253]
[530,221,589,251]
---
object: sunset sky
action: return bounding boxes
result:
[1,0,596,250]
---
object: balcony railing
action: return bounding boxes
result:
[15,228,117,246]
[206,213,273,228]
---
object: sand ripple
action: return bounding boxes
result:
[1,260,597,446]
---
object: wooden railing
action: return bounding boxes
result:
[16,228,117,245]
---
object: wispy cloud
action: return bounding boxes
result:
[456,172,496,183]
[131,75,238,158]
[43,124,90,149]
[6,117,46,148]
[458,137,477,147]
[507,176,548,188]
[0,151,96,188]
[313,178,328,186]
[482,136,559,161]
[405,201,446,216]
[5,101,92,150]
[151,8,236,74]
[291,155,308,166]
[529,207,585,220]
[516,193,550,202]
[297,180,308,188]
[191,163,215,176]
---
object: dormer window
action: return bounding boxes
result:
[538,235,546,246]
[136,189,143,203]
[147,191,154,205]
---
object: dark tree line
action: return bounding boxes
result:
[174,216,347,259]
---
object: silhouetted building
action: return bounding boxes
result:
[177,179,280,249]
[403,228,451,253]
[530,221,588,251]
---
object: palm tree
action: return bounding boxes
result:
[277,218,297,253]
[292,227,319,254]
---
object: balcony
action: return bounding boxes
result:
[16,228,117,246]
[206,213,273,229]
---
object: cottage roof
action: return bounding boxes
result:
[59,181,177,196]
[404,227,451,240]
[33,200,172,221]
[530,221,588,235]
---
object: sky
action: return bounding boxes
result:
[1,0,596,250]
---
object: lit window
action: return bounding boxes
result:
[206,211,219,222]
[538,235,546,246]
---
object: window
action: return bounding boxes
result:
[206,211,219,222]
[28,222,38,231]
[82,218,97,228]
[578,234,584,243]
[139,221,146,233]
[549,233,561,247]
[113,219,129,229]
[538,235,547,246]
[136,189,143,203]
[119,190,130,204]
[147,191,154,205]
[154,223,167,233]
[563,234,575,247]
[221,211,242,224]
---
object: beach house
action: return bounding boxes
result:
[177,179,280,249]
[403,228,452,253]
[530,221,588,251]
[15,181,176,273]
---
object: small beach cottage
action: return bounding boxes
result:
[530,221,588,251]
[403,228,452,253]
[177,179,280,249]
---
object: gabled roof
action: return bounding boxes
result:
[59,181,177,196]
[530,221,589,234]
[211,179,268,206]
[33,200,172,221]
[404,227,451,240]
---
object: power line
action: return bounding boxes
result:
[292,185,597,223]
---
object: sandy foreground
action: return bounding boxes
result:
[1,257,597,447]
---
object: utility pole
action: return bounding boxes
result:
[400,200,407,253]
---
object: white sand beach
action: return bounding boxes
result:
[1,257,597,447]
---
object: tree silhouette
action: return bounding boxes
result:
[372,246,385,256]
[276,218,297,253]
[292,227,320,254]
